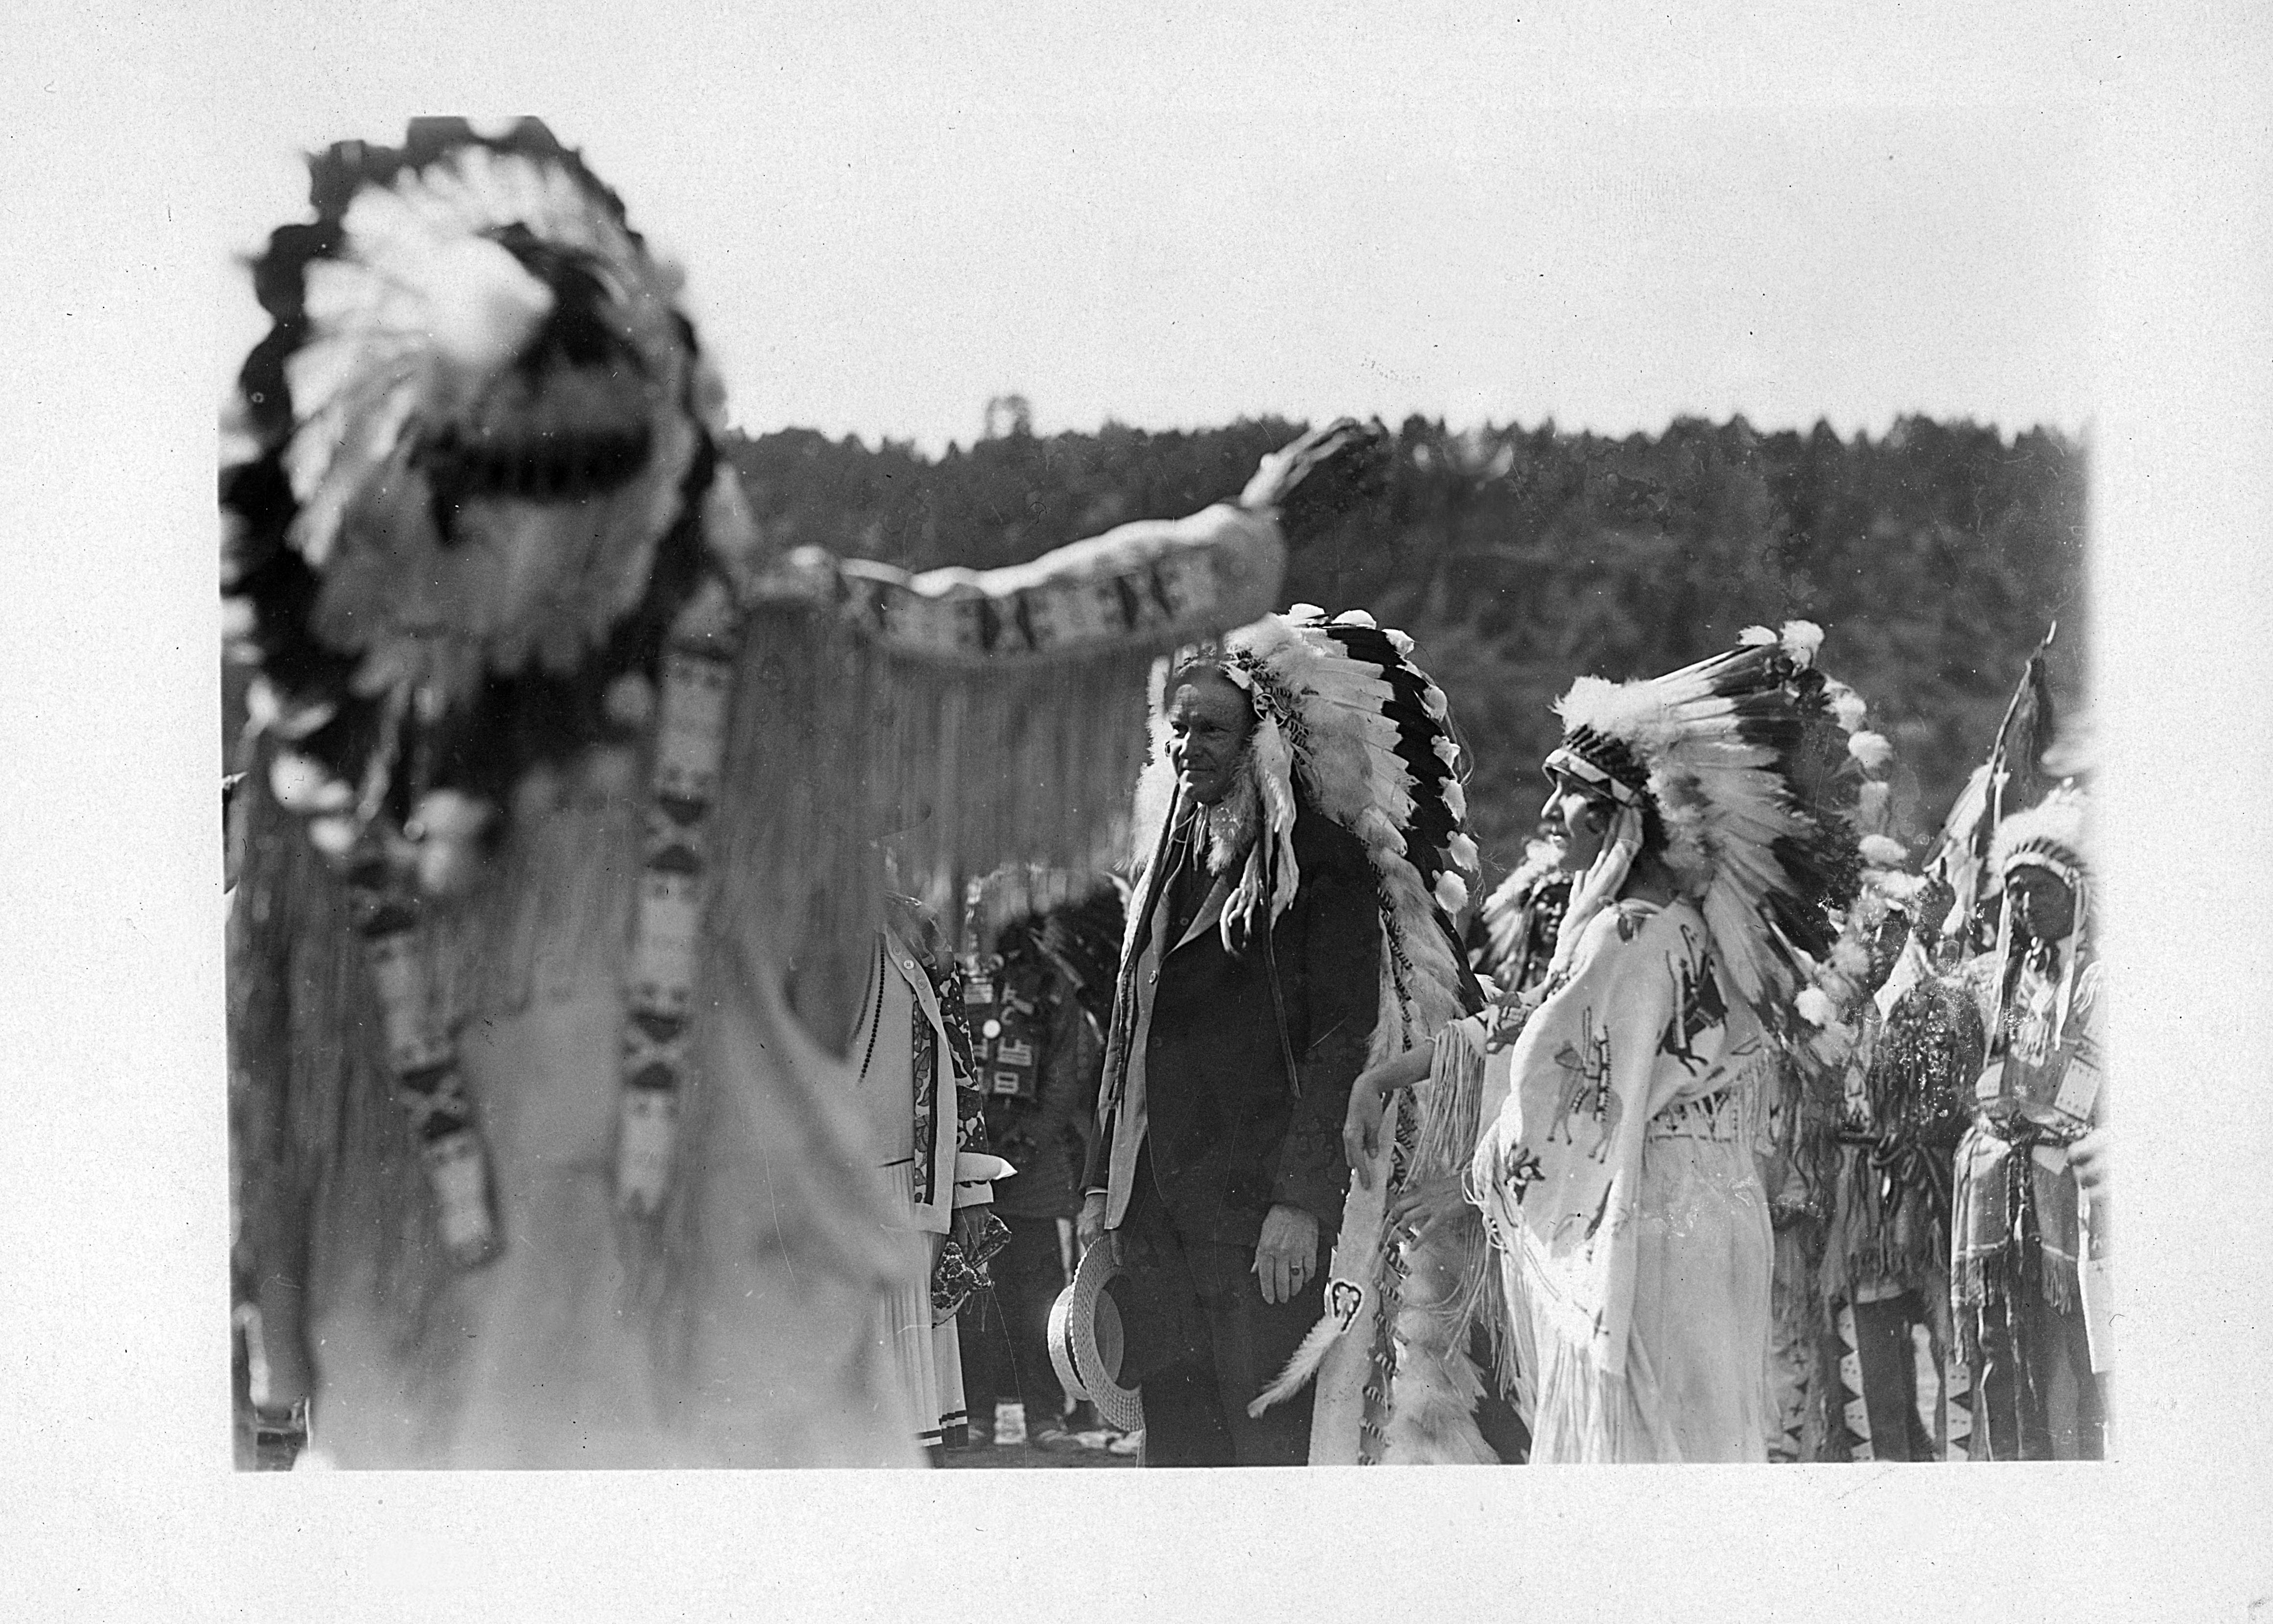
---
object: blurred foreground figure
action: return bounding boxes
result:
[222,119,1366,1466]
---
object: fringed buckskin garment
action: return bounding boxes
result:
[1435,622,1867,1464]
[1952,949,2106,1459]
[1454,898,1774,1462]
[1813,955,1979,1461]
[231,760,921,1467]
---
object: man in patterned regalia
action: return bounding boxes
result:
[1950,788,2108,1459]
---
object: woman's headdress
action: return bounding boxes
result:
[1131,605,1479,1061]
[1545,621,1867,1039]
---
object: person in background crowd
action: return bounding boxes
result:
[846,895,1009,1457]
[1810,871,1977,1460]
[1950,787,2108,1459]
[1470,831,1570,998]
[956,885,1117,1448]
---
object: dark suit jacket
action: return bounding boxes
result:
[1087,802,1381,1250]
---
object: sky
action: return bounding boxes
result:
[205,3,2102,451]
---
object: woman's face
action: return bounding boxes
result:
[1545,775,1612,871]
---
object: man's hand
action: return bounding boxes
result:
[1253,1203,1319,1305]
[1913,873,1956,944]
[1076,1190,1116,1265]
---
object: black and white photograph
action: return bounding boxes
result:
[6,0,2271,1617]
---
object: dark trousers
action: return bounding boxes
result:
[1116,1150,1328,1467]
[958,1211,1072,1428]
[1822,1294,1938,1462]
[1970,1284,2105,1461]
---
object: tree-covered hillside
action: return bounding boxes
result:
[723,414,2087,882]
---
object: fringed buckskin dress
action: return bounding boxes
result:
[1455,897,1775,1462]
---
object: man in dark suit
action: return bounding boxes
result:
[1078,662,1379,1466]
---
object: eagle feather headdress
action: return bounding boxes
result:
[1546,620,1867,1047]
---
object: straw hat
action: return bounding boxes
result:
[1047,1242,1144,1433]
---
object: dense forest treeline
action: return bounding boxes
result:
[723,414,2088,881]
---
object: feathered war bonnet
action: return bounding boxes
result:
[1545,621,1868,1041]
[222,117,761,897]
[1133,605,1480,1063]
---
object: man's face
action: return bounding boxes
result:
[1166,670,1256,807]
[2007,866,2077,943]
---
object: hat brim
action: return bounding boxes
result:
[1047,1242,1145,1434]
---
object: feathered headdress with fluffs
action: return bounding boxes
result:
[222,118,763,1257]
[223,117,759,896]
[1547,620,1866,1041]
[1131,604,1480,1063]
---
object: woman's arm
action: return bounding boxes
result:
[1341,1043,1433,1183]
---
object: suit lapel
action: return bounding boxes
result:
[1171,872,1233,955]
